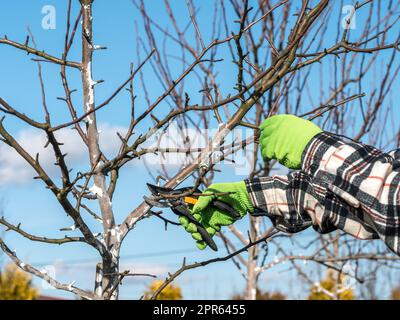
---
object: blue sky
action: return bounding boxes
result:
[0,0,399,300]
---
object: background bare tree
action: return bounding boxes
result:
[0,0,399,300]
[206,0,400,299]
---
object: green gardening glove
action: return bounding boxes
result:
[259,114,322,169]
[179,181,254,250]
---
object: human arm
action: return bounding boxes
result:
[249,131,400,255]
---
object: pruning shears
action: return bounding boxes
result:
[144,183,241,251]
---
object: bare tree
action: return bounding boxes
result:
[0,0,399,300]
[221,0,400,299]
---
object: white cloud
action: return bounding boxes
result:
[0,122,256,186]
[0,123,126,185]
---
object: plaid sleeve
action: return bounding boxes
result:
[245,132,400,255]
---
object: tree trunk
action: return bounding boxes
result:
[244,216,260,300]
[81,0,119,299]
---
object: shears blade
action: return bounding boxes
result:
[145,183,218,251]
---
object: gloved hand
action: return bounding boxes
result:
[179,181,254,250]
[259,114,322,169]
